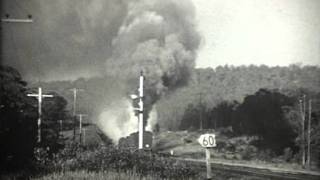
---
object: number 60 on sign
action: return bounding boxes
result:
[198,134,216,147]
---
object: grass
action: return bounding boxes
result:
[31,170,163,180]
[153,130,317,171]
[30,170,266,180]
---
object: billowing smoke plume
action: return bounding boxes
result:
[99,0,200,143]
[99,100,158,142]
[2,0,200,143]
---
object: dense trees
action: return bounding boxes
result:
[0,66,37,170]
[0,65,70,170]
[38,64,320,133]
[17,64,320,158]
[172,65,320,155]
[178,88,320,155]
[158,64,320,130]
[235,89,297,153]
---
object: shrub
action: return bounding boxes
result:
[240,145,257,160]
[35,143,198,179]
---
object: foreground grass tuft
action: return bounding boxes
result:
[31,170,164,180]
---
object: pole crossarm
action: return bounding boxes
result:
[27,87,53,143]
[1,18,33,23]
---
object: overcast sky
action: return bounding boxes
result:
[1,0,320,81]
[193,0,320,68]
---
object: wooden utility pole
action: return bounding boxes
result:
[70,88,84,140]
[307,99,312,168]
[77,114,87,144]
[83,128,87,146]
[199,92,203,130]
[197,70,203,131]
[27,87,53,143]
[299,95,306,167]
[138,71,144,149]
[130,71,145,149]
[59,120,63,135]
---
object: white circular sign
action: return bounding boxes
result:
[198,134,216,147]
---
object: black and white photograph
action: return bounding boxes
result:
[1,0,320,179]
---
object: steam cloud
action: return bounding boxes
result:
[2,0,200,143]
[100,0,200,143]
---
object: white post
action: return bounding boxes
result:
[138,71,144,149]
[83,128,86,146]
[77,114,87,145]
[307,99,312,168]
[72,88,77,117]
[27,87,53,143]
[38,87,42,143]
[205,148,212,179]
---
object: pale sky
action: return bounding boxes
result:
[193,0,320,68]
[2,0,320,82]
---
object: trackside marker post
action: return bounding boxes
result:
[198,134,216,180]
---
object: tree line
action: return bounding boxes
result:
[155,64,320,158]
[0,65,72,171]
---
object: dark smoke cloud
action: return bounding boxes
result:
[104,0,201,121]
[2,0,127,81]
[1,0,201,142]
[2,0,200,84]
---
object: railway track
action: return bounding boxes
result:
[177,158,320,180]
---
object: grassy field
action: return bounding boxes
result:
[1,128,298,180]
[152,130,312,171]
[31,170,165,180]
[30,170,268,180]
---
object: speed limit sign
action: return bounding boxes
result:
[198,134,216,179]
[198,134,216,147]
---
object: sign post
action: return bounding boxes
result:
[198,134,216,180]
[205,148,211,179]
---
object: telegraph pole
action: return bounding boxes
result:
[138,71,144,149]
[83,128,87,146]
[77,114,87,145]
[27,87,53,143]
[130,71,145,149]
[307,99,312,168]
[197,70,203,130]
[199,92,203,130]
[59,120,63,135]
[70,88,84,140]
[299,95,306,167]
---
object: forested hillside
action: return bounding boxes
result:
[157,64,320,130]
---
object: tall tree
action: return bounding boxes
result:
[235,89,297,153]
[0,65,37,170]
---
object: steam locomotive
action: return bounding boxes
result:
[118,131,153,150]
